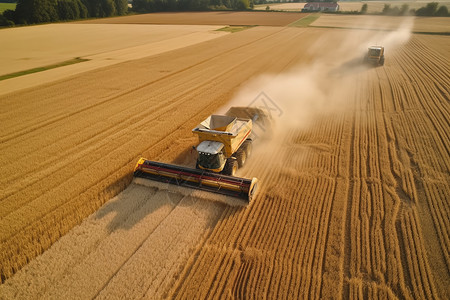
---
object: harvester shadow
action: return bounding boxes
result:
[93,147,197,233]
[95,176,244,234]
[95,144,249,233]
[94,177,177,233]
[95,176,245,234]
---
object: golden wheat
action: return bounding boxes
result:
[0,15,448,300]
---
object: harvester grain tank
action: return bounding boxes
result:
[364,46,385,66]
[134,108,262,204]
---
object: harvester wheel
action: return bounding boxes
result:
[236,149,247,167]
[224,159,238,176]
[243,140,252,158]
[380,56,385,66]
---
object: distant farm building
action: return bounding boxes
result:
[303,2,339,12]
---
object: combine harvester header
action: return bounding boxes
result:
[134,159,257,202]
[134,107,267,204]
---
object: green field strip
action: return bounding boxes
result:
[216,25,256,33]
[288,13,321,27]
[0,3,16,13]
[309,24,450,35]
[0,57,90,81]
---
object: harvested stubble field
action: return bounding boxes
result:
[311,14,450,33]
[1,13,449,299]
[336,1,450,14]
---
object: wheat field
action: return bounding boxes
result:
[0,13,448,299]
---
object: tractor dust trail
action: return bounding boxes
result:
[226,17,414,123]
[223,17,413,167]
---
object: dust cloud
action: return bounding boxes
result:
[218,17,414,177]
[224,17,414,144]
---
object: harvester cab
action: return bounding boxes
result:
[192,114,252,176]
[364,46,385,66]
[196,140,227,173]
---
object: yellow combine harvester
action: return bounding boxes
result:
[134,107,265,204]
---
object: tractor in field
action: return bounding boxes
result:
[134,107,268,204]
[364,46,385,66]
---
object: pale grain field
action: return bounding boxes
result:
[312,14,450,33]
[0,24,226,76]
[0,13,449,299]
[256,1,450,13]
[338,1,450,13]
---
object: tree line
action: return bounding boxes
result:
[132,0,251,12]
[1,0,253,26]
[1,0,128,26]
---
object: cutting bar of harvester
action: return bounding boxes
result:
[134,158,258,203]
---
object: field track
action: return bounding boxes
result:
[0,15,449,299]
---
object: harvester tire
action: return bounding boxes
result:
[224,159,238,176]
[380,56,385,66]
[236,149,247,167]
[244,140,253,158]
